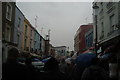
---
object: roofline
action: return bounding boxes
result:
[54,46,67,48]
[15,5,25,17]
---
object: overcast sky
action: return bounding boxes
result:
[16,2,93,51]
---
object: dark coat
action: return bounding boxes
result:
[2,60,27,80]
[81,65,109,80]
[42,70,67,80]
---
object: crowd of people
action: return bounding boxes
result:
[2,43,120,80]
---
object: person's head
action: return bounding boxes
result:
[44,57,59,71]
[7,47,19,61]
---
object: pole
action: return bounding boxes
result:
[48,29,51,41]
[95,15,98,55]
[35,16,38,28]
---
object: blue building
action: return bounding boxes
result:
[13,5,24,51]
[85,28,93,49]
[34,29,40,54]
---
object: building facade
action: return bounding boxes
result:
[2,2,53,59]
[34,29,40,54]
[85,28,93,49]
[74,24,93,53]
[22,18,31,52]
[0,1,2,79]
[0,2,1,41]
[74,28,81,53]
[29,25,35,52]
[13,5,24,51]
[54,46,67,57]
[2,2,16,43]
[93,2,120,52]
[2,2,16,63]
[40,35,45,56]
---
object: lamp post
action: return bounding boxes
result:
[93,3,99,55]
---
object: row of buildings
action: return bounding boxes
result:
[74,1,120,54]
[2,2,50,63]
[1,2,69,63]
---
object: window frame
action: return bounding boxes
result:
[6,2,12,21]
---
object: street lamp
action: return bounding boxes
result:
[93,3,99,55]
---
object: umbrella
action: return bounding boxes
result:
[76,53,96,67]
[100,53,112,59]
[41,57,51,63]
[82,49,90,54]
[65,58,72,64]
[82,47,95,54]
[32,58,40,62]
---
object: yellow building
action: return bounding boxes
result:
[22,18,31,52]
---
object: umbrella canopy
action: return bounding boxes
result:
[82,49,90,54]
[32,58,40,62]
[99,53,112,59]
[65,58,72,64]
[41,57,51,63]
[76,53,96,67]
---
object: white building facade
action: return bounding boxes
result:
[93,1,120,52]
[54,46,67,57]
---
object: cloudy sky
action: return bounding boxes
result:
[16,2,93,51]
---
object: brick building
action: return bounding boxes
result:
[74,24,93,53]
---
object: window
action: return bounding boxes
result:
[25,25,27,36]
[101,22,104,35]
[6,3,12,21]
[24,39,26,50]
[17,34,20,46]
[34,41,36,49]
[30,40,32,49]
[110,14,115,32]
[18,18,21,27]
[30,30,32,37]
[106,2,114,9]
[61,50,63,53]
[5,24,11,41]
[101,2,103,7]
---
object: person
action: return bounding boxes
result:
[42,57,67,80]
[24,57,37,80]
[108,41,120,80]
[81,58,109,80]
[59,58,68,75]
[2,47,27,80]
